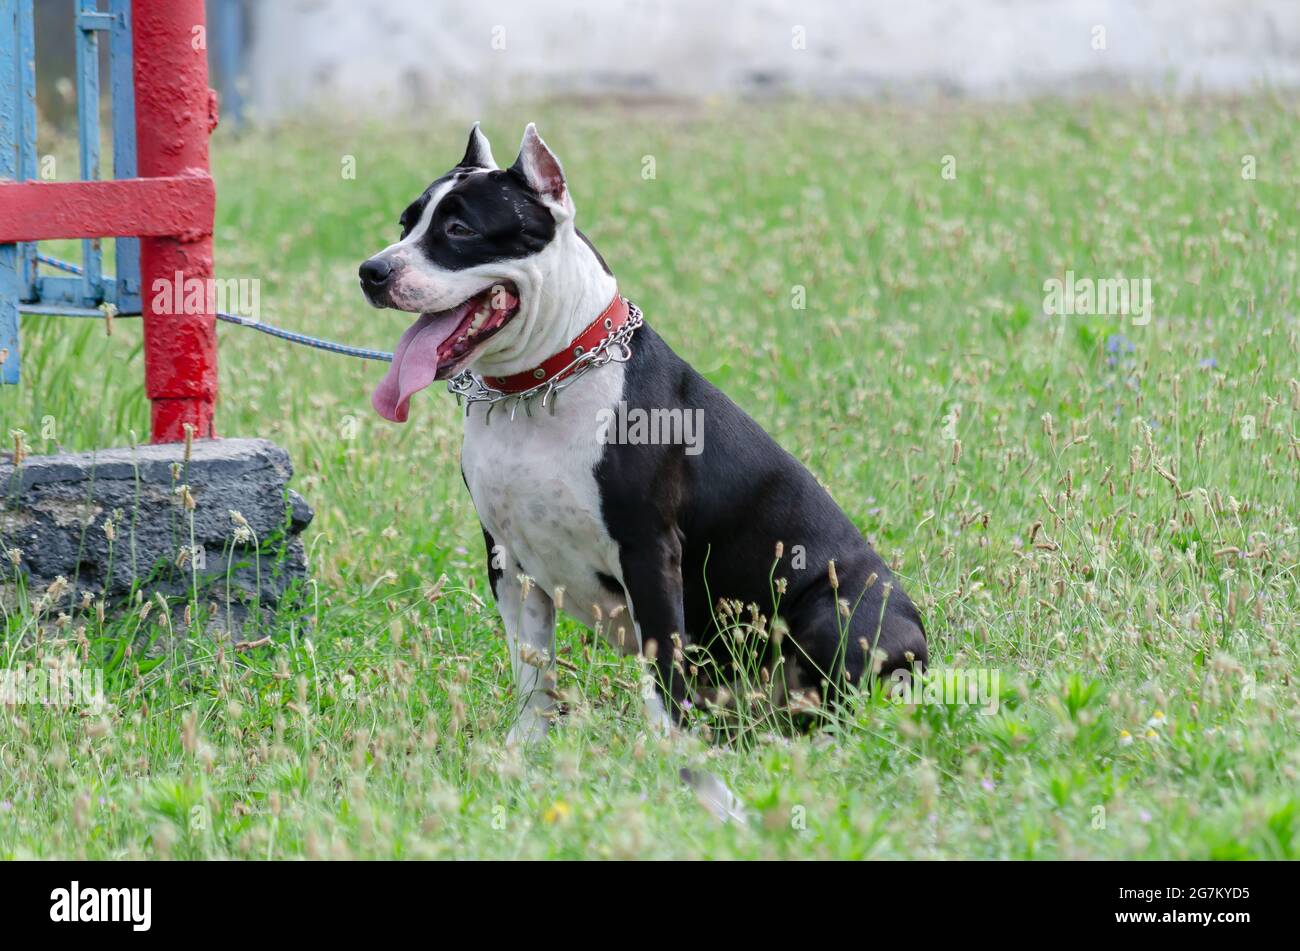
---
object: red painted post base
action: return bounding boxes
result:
[139,232,218,443]
[151,397,217,442]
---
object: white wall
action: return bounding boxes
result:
[246,0,1300,119]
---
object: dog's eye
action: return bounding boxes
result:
[445,220,476,239]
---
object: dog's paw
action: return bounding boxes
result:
[505,714,550,749]
[680,767,749,825]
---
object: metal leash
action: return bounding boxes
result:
[32,253,394,363]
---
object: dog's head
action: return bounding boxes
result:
[360,122,582,422]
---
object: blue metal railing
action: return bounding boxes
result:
[109,0,140,313]
[210,0,244,126]
[1,0,141,386]
[0,0,37,383]
[2,2,336,388]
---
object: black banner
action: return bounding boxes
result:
[2,859,1282,937]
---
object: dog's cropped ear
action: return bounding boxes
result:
[458,121,497,170]
[511,123,573,219]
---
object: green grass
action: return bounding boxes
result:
[2,94,1299,859]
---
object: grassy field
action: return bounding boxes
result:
[2,95,1298,859]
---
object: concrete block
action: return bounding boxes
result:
[0,438,313,623]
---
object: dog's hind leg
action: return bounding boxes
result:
[617,535,748,824]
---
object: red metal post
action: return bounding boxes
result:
[132,0,219,442]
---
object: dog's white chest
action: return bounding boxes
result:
[460,365,632,642]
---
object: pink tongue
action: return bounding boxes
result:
[371,308,465,423]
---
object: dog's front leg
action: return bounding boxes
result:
[619,532,689,733]
[494,567,557,749]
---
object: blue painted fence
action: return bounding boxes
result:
[1,0,141,386]
[1,0,246,386]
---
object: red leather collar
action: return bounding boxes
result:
[483,293,631,394]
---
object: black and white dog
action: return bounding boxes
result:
[360,123,926,747]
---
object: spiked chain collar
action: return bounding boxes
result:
[446,295,642,420]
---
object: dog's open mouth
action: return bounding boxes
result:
[372,282,520,422]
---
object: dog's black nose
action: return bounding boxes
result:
[359,258,392,289]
